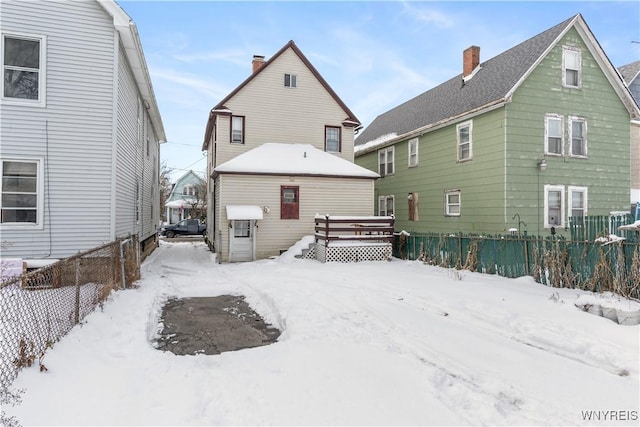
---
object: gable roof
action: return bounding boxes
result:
[355,14,639,155]
[97,0,166,143]
[619,60,640,84]
[202,40,360,150]
[213,143,379,179]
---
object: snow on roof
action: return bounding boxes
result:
[354,133,398,156]
[226,205,264,220]
[215,143,379,178]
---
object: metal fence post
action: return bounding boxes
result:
[74,258,80,325]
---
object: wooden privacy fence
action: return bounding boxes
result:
[395,229,640,299]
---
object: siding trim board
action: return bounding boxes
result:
[213,171,377,180]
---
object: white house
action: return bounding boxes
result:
[202,41,378,262]
[0,0,166,264]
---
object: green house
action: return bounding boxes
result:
[355,14,640,237]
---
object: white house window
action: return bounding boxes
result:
[408,138,419,167]
[562,47,581,88]
[183,185,195,197]
[231,116,244,144]
[284,73,297,88]
[325,126,341,152]
[445,190,461,216]
[378,147,394,176]
[378,195,394,216]
[233,220,251,238]
[544,185,565,228]
[545,114,563,155]
[568,186,588,218]
[569,117,587,157]
[457,121,472,161]
[1,159,42,226]
[2,34,45,104]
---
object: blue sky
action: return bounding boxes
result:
[118,0,640,182]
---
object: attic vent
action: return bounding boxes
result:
[284,73,297,88]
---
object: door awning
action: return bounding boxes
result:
[226,205,264,220]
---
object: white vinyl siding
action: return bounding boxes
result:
[0,0,116,258]
[215,174,374,262]
[213,48,356,166]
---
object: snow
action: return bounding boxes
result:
[3,240,639,426]
[619,220,640,231]
[226,205,263,220]
[354,132,399,155]
[595,234,626,244]
[214,143,380,178]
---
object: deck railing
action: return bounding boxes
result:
[314,214,395,245]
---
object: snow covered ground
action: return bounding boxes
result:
[3,240,639,426]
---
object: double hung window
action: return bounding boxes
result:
[2,34,44,104]
[1,159,42,226]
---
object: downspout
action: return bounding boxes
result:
[503,105,508,227]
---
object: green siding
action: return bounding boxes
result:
[506,28,630,235]
[356,28,631,237]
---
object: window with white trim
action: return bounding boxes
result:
[2,33,45,104]
[408,138,419,167]
[544,185,564,228]
[378,147,394,176]
[545,114,563,155]
[378,195,394,216]
[284,73,297,88]
[568,186,588,218]
[445,190,461,216]
[569,117,587,157]
[456,121,472,161]
[231,116,244,144]
[562,47,581,88]
[1,159,42,226]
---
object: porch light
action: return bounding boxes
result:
[537,158,547,172]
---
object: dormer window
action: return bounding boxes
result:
[284,73,297,88]
[562,47,581,88]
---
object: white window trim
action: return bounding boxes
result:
[0,157,44,229]
[408,138,419,167]
[445,190,461,217]
[544,184,565,228]
[378,195,395,216]
[456,121,473,162]
[1,32,47,107]
[568,116,588,158]
[378,147,395,176]
[568,186,588,218]
[544,114,564,156]
[562,46,582,89]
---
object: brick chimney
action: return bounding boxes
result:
[463,46,480,78]
[252,55,265,73]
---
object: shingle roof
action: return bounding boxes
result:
[618,60,640,84]
[355,15,577,148]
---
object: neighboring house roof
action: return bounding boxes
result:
[98,0,166,143]
[213,143,379,179]
[202,40,361,151]
[618,60,640,84]
[355,14,640,155]
[166,170,205,203]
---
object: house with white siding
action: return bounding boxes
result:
[202,40,378,262]
[0,0,166,264]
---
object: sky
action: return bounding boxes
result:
[117,0,640,182]
[4,239,639,425]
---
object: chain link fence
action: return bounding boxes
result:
[0,236,140,392]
